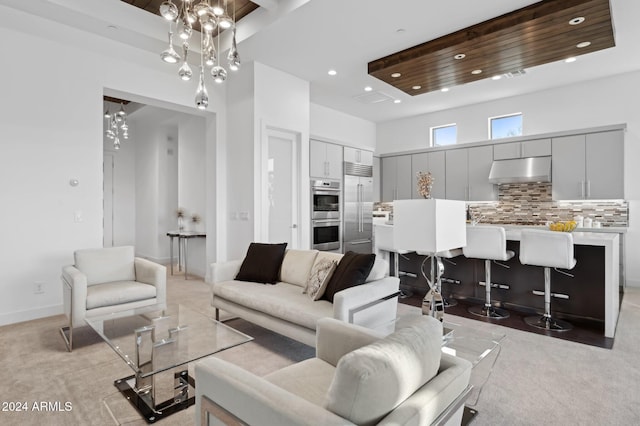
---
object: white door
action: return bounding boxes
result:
[265,129,300,247]
[103,153,114,247]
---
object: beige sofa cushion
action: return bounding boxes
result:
[280,249,319,287]
[213,280,333,329]
[86,281,157,310]
[324,315,443,425]
[265,358,336,406]
[75,246,136,286]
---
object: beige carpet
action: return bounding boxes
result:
[1,271,639,425]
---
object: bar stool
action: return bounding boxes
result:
[519,229,576,331]
[463,226,514,319]
[392,249,414,298]
[417,248,463,307]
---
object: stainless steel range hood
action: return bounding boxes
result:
[488,156,552,184]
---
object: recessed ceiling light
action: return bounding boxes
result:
[391,72,402,78]
[471,69,483,75]
[364,86,373,92]
[569,17,585,25]
[576,41,591,48]
[412,85,422,90]
[396,28,406,34]
[454,53,466,60]
[393,99,401,104]
[441,87,449,92]
[328,69,337,76]
[492,75,502,80]
[565,57,577,63]
[107,25,119,30]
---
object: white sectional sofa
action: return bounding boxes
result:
[209,249,400,347]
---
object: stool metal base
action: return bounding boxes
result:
[468,305,510,319]
[524,315,573,332]
[443,297,458,308]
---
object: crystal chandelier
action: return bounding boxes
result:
[104,104,129,150]
[159,0,241,110]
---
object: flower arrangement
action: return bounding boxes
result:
[416,171,434,199]
[176,208,186,230]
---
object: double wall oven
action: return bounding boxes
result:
[311,180,341,251]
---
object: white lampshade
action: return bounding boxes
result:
[393,199,466,253]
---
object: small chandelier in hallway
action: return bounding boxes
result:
[159,0,241,110]
[104,103,129,150]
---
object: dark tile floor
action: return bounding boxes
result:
[398,286,613,349]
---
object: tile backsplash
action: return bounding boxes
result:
[469,183,628,227]
[374,183,629,227]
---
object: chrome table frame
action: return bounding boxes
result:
[167,230,206,280]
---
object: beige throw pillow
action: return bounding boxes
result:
[304,259,338,300]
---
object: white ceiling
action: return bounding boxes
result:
[4,0,640,123]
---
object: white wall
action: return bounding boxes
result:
[224,62,311,260]
[254,62,311,250]
[178,115,207,277]
[377,70,640,287]
[0,7,224,325]
[225,62,256,260]
[310,103,376,150]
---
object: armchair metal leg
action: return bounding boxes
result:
[59,325,73,352]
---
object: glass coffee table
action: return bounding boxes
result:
[441,320,505,423]
[86,304,252,423]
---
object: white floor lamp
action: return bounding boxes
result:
[394,199,467,320]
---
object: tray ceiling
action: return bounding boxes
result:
[368,0,615,96]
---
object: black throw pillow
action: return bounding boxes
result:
[235,242,288,284]
[322,251,376,302]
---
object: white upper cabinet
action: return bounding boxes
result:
[411,151,446,199]
[552,130,624,200]
[493,139,551,160]
[310,140,343,180]
[468,146,496,201]
[446,146,495,201]
[381,155,412,201]
[344,147,373,165]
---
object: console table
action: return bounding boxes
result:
[167,230,206,280]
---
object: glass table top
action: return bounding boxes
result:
[86,304,253,378]
[441,320,505,367]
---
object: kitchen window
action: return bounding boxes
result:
[490,113,523,139]
[431,124,457,146]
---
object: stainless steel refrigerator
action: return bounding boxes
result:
[343,162,373,254]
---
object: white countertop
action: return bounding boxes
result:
[484,224,619,246]
[375,222,622,247]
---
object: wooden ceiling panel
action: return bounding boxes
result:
[368,0,615,96]
[120,0,259,27]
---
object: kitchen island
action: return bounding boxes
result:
[374,223,621,338]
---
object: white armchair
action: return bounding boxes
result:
[195,315,472,426]
[59,246,166,351]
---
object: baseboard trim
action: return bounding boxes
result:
[626,279,640,288]
[0,304,63,327]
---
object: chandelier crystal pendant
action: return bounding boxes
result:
[159,0,241,110]
[160,24,181,64]
[227,26,240,71]
[179,43,193,81]
[104,103,130,151]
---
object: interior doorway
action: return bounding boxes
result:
[263,128,301,248]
